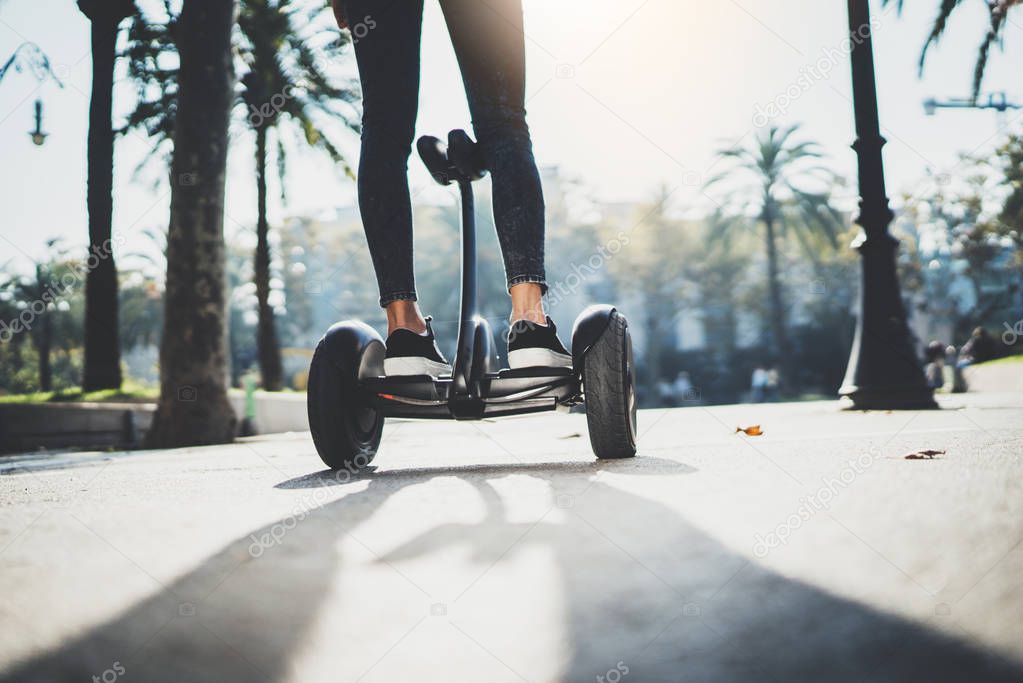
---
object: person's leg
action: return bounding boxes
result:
[345,0,428,334]
[438,0,548,326]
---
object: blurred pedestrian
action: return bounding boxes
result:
[673,371,695,403]
[765,367,780,402]
[958,327,999,368]
[924,340,945,390]
[751,366,768,403]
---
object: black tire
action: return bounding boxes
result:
[307,341,384,470]
[582,310,638,459]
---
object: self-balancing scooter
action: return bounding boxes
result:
[307,130,637,468]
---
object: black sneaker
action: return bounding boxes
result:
[507,316,573,369]
[384,317,452,377]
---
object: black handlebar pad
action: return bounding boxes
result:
[447,130,488,181]
[417,135,457,186]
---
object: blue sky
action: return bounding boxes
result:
[1,0,1021,267]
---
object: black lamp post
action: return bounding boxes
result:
[838,0,937,409]
[30,98,49,146]
[0,42,64,147]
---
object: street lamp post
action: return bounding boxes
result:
[923,92,1021,116]
[0,42,63,146]
[30,98,48,146]
[838,0,937,409]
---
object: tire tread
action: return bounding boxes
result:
[583,311,637,459]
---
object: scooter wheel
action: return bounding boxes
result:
[582,310,638,459]
[307,338,384,470]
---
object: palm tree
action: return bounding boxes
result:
[77,0,136,391]
[236,0,358,390]
[706,124,844,371]
[883,0,1020,99]
[0,239,70,392]
[123,0,359,391]
[606,187,693,395]
[147,0,238,447]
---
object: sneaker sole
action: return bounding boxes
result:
[384,357,452,377]
[508,348,574,370]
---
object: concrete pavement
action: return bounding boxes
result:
[1,394,1022,682]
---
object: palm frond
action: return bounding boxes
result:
[884,0,1019,100]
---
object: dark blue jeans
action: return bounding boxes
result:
[342,0,546,307]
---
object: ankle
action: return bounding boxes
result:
[510,309,547,326]
[386,301,427,336]
[509,283,546,325]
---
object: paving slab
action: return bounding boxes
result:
[1,394,1022,682]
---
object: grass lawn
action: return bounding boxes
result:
[0,382,159,404]
[982,354,1023,366]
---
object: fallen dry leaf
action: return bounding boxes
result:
[736,425,764,436]
[904,449,945,460]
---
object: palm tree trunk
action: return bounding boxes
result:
[38,310,53,393]
[254,126,284,391]
[147,0,238,447]
[645,313,662,400]
[78,0,133,391]
[763,213,790,362]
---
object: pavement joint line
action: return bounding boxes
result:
[448,620,531,683]
[579,0,653,65]
[68,511,182,598]
[353,614,428,683]
[453,506,553,604]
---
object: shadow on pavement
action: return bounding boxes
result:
[2,456,1019,682]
